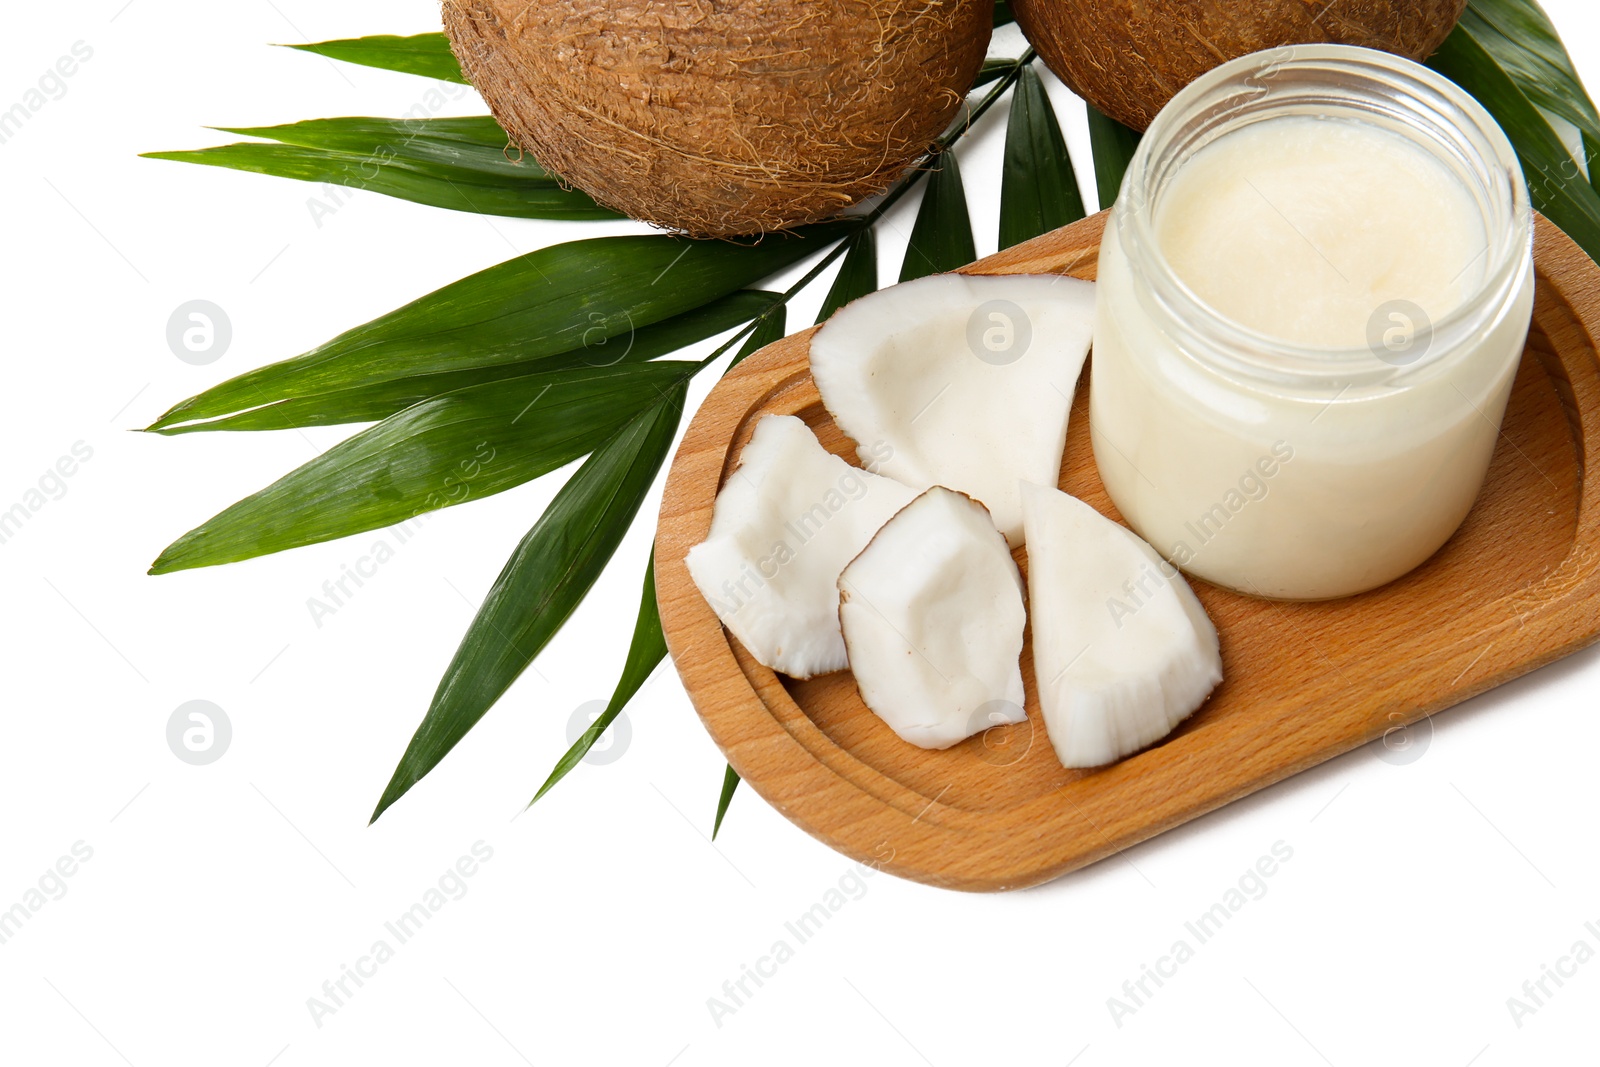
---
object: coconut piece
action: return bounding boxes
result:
[1021,482,1222,768]
[1012,0,1464,130]
[442,0,993,237]
[686,415,918,679]
[838,487,1027,749]
[809,272,1095,548]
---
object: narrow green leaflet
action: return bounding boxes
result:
[150,361,693,574]
[999,64,1085,249]
[373,390,686,821]
[900,150,977,281]
[712,765,741,839]
[288,33,465,84]
[221,114,514,157]
[212,115,564,186]
[1086,104,1141,210]
[814,228,878,324]
[152,290,779,434]
[147,225,848,432]
[530,553,665,806]
[146,115,622,221]
[1462,0,1600,147]
[728,305,787,371]
[1430,27,1600,263]
[144,140,614,220]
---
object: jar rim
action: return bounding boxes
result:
[1114,44,1533,386]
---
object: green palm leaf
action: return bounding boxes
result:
[814,228,878,323]
[999,64,1086,248]
[145,115,619,221]
[288,34,466,83]
[900,150,976,281]
[144,140,615,220]
[373,389,686,821]
[728,305,788,371]
[1462,0,1600,146]
[152,290,778,434]
[1086,104,1141,211]
[147,227,847,433]
[219,116,522,170]
[1431,24,1600,263]
[150,361,693,574]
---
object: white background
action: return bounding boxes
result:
[3,2,1598,1063]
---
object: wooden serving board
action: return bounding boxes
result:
[655,211,1600,892]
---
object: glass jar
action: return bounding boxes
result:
[1090,45,1534,601]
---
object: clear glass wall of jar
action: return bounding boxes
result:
[1090,45,1535,601]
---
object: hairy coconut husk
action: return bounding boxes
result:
[443,0,993,237]
[1013,0,1466,131]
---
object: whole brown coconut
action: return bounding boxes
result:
[443,0,993,237]
[1012,0,1466,131]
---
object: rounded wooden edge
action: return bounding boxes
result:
[656,211,1600,892]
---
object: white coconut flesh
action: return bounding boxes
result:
[1020,482,1223,768]
[809,272,1096,547]
[838,487,1027,749]
[686,414,919,679]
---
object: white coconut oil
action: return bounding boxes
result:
[1090,46,1534,600]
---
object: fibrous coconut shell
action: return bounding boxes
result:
[1012,0,1466,131]
[443,0,994,237]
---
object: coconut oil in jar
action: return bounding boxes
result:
[1090,45,1534,600]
